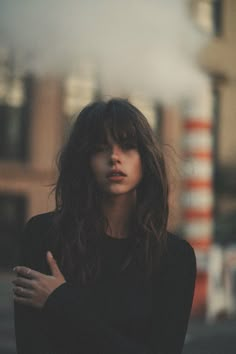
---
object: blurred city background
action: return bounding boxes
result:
[0,0,236,353]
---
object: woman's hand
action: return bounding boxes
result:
[12,251,66,309]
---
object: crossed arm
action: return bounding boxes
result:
[13,217,196,354]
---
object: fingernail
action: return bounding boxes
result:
[47,251,53,258]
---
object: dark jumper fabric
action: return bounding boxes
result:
[14,212,196,354]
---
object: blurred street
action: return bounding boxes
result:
[1,272,236,354]
[0,272,16,354]
[183,318,236,354]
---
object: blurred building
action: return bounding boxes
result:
[188,0,236,316]
[0,0,235,318]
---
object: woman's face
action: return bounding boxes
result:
[90,135,143,197]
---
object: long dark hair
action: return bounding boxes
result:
[52,98,169,285]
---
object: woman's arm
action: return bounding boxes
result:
[15,216,196,354]
[41,238,196,354]
[42,281,150,354]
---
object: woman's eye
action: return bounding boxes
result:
[121,142,137,150]
[94,145,109,152]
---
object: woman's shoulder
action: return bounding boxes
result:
[19,212,57,268]
[152,232,197,287]
[25,211,56,231]
[22,211,58,249]
[164,231,196,268]
[23,211,58,241]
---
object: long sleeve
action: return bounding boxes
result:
[42,282,149,354]
[42,237,196,354]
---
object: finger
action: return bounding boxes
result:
[13,294,33,306]
[46,251,61,277]
[13,266,41,280]
[13,286,33,298]
[12,277,35,289]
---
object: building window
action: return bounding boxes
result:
[63,67,96,122]
[0,194,26,269]
[193,0,222,36]
[213,83,236,245]
[154,103,164,138]
[0,75,33,161]
[212,0,222,35]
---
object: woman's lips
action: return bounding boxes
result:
[107,175,126,182]
[106,170,126,177]
[106,170,127,182]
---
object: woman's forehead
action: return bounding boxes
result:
[107,131,136,145]
[95,122,136,142]
[104,133,119,145]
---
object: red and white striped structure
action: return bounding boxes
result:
[182,79,214,315]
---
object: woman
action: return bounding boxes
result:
[13,98,196,354]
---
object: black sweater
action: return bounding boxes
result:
[14,212,196,354]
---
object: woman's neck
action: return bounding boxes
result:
[101,193,136,239]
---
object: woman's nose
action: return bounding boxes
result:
[110,145,121,162]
